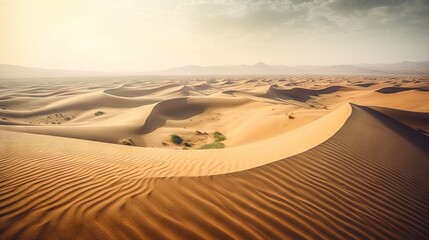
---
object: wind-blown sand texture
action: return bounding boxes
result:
[1,75,428,239]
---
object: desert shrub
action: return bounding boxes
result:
[95,111,105,116]
[196,130,209,135]
[200,142,225,149]
[288,114,295,119]
[171,134,184,145]
[213,131,226,142]
[183,142,192,147]
[119,138,136,146]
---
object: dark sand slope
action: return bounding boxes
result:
[1,105,429,239]
[371,106,429,134]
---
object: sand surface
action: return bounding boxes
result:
[1,75,428,239]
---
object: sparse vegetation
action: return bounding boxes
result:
[171,134,184,145]
[95,111,105,116]
[214,131,226,142]
[167,131,227,150]
[119,138,136,146]
[199,131,227,149]
[200,142,225,149]
[288,114,295,119]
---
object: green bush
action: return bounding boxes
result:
[200,142,225,149]
[195,130,209,135]
[213,131,226,142]
[171,134,184,145]
[119,138,135,146]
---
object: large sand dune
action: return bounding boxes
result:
[1,75,428,239]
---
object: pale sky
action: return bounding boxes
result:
[1,0,428,72]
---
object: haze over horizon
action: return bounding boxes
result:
[1,0,428,72]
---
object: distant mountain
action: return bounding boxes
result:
[357,61,429,75]
[160,62,297,75]
[0,64,105,79]
[160,61,429,75]
[294,64,383,75]
[1,61,428,78]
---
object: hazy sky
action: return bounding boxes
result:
[1,0,428,71]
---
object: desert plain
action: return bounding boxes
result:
[0,75,428,239]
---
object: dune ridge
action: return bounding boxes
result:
[1,104,428,239]
[267,85,353,101]
[0,103,351,177]
[1,75,428,239]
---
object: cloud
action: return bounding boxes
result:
[328,0,405,12]
[175,0,429,36]
[176,1,309,34]
[1,0,428,70]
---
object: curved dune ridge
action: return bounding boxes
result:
[0,81,354,148]
[370,106,429,133]
[104,84,204,98]
[0,75,429,239]
[0,104,428,239]
[267,85,353,101]
[0,103,351,177]
[376,86,428,94]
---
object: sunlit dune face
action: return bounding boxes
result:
[0,74,429,239]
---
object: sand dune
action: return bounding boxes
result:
[1,104,428,239]
[0,102,351,177]
[105,84,204,98]
[370,106,429,134]
[0,75,428,239]
[352,89,429,112]
[376,86,428,94]
[267,85,353,101]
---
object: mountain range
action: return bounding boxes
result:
[160,61,429,75]
[1,61,428,78]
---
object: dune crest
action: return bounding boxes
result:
[1,75,428,239]
[1,104,428,239]
[0,103,351,177]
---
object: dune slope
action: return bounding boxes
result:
[1,104,428,239]
[370,106,429,133]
